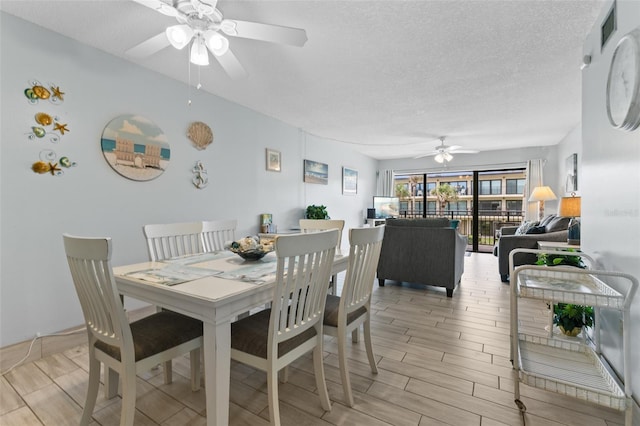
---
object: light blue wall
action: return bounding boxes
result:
[581,0,640,407]
[0,13,377,346]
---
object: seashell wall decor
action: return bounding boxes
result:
[187,121,213,150]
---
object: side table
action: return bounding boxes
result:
[537,241,580,251]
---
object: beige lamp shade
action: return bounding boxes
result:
[528,186,557,202]
[559,195,581,217]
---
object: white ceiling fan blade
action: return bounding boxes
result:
[213,49,247,80]
[223,20,308,46]
[131,0,180,17]
[449,149,480,154]
[413,151,438,159]
[126,32,171,57]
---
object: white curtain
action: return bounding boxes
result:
[525,159,543,221]
[376,169,394,196]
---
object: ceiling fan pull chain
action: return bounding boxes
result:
[188,52,192,106]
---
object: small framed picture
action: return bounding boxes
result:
[565,153,577,192]
[303,159,328,185]
[266,148,281,172]
[342,167,358,195]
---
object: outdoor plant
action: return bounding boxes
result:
[553,303,594,336]
[430,183,458,214]
[305,204,329,219]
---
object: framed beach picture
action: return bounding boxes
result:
[303,159,328,185]
[100,114,170,181]
[565,153,578,192]
[342,167,358,195]
[266,148,281,172]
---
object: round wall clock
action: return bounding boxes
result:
[606,28,640,131]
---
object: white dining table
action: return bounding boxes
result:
[113,249,348,426]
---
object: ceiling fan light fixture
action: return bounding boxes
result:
[434,152,453,163]
[204,31,229,56]
[190,36,210,65]
[166,24,194,49]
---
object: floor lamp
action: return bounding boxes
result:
[528,186,557,221]
[559,193,581,245]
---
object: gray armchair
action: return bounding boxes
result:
[377,218,467,297]
[495,216,571,282]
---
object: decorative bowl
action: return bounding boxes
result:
[228,236,274,260]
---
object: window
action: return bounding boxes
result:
[479,180,501,195]
[441,181,468,196]
[427,201,437,213]
[445,201,467,212]
[506,200,523,212]
[415,201,423,214]
[478,200,501,215]
[506,179,525,194]
[400,201,409,212]
[426,182,436,193]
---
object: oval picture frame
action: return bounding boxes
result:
[101,114,170,181]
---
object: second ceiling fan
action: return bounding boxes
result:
[414,137,479,163]
[127,0,308,79]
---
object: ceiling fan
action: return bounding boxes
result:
[126,0,308,79]
[414,137,479,163]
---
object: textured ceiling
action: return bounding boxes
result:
[0,0,603,159]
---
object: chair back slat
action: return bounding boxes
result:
[269,230,338,353]
[202,219,237,252]
[63,234,131,348]
[143,222,204,261]
[299,219,345,248]
[341,226,385,314]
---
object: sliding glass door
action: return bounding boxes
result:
[394,168,525,253]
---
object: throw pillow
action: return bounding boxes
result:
[525,225,546,234]
[539,214,557,227]
[545,216,571,232]
[515,220,539,235]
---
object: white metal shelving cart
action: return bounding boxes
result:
[509,248,637,426]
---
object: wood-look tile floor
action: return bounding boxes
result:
[0,253,625,425]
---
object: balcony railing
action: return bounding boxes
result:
[398,209,524,251]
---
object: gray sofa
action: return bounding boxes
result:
[377,218,467,297]
[495,215,571,282]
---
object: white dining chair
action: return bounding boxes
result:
[142,221,204,261]
[230,230,338,425]
[63,234,203,426]
[299,219,345,295]
[201,219,237,252]
[323,225,384,407]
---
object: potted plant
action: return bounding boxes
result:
[305,204,329,219]
[535,249,586,268]
[553,303,594,336]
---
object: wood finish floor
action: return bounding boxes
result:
[0,253,626,425]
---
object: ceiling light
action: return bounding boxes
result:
[434,152,453,163]
[166,25,194,49]
[204,30,229,56]
[190,36,209,66]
